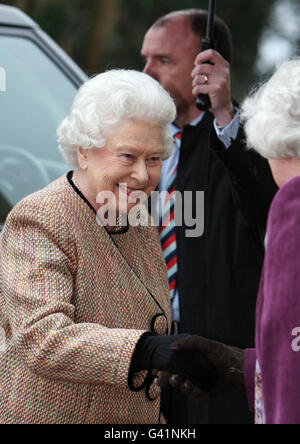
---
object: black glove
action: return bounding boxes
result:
[158,335,245,397]
[132,333,217,392]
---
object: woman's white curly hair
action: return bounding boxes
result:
[57,69,177,168]
[241,58,300,159]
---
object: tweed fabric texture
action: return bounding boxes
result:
[0,174,172,424]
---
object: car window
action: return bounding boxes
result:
[0,35,78,226]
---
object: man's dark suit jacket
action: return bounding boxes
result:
[164,111,278,425]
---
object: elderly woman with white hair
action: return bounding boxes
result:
[0,70,214,424]
[160,58,300,424]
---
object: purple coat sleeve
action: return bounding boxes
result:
[244,348,257,413]
[256,176,300,424]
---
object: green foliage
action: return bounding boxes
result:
[2,0,298,100]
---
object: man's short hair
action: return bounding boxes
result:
[153,9,233,64]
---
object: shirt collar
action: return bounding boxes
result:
[170,113,205,136]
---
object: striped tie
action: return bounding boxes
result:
[159,132,181,300]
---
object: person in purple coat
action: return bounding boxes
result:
[159,58,300,424]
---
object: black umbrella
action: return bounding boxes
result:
[196,0,216,111]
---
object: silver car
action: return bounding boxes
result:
[0,4,87,229]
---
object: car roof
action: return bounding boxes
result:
[0,4,88,85]
[0,4,37,28]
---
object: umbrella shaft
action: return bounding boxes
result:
[206,0,216,41]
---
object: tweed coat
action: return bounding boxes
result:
[0,173,172,424]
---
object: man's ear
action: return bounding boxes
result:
[77,147,89,170]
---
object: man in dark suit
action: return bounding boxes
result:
[141,9,278,424]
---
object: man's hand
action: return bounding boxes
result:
[158,335,245,398]
[192,49,234,127]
